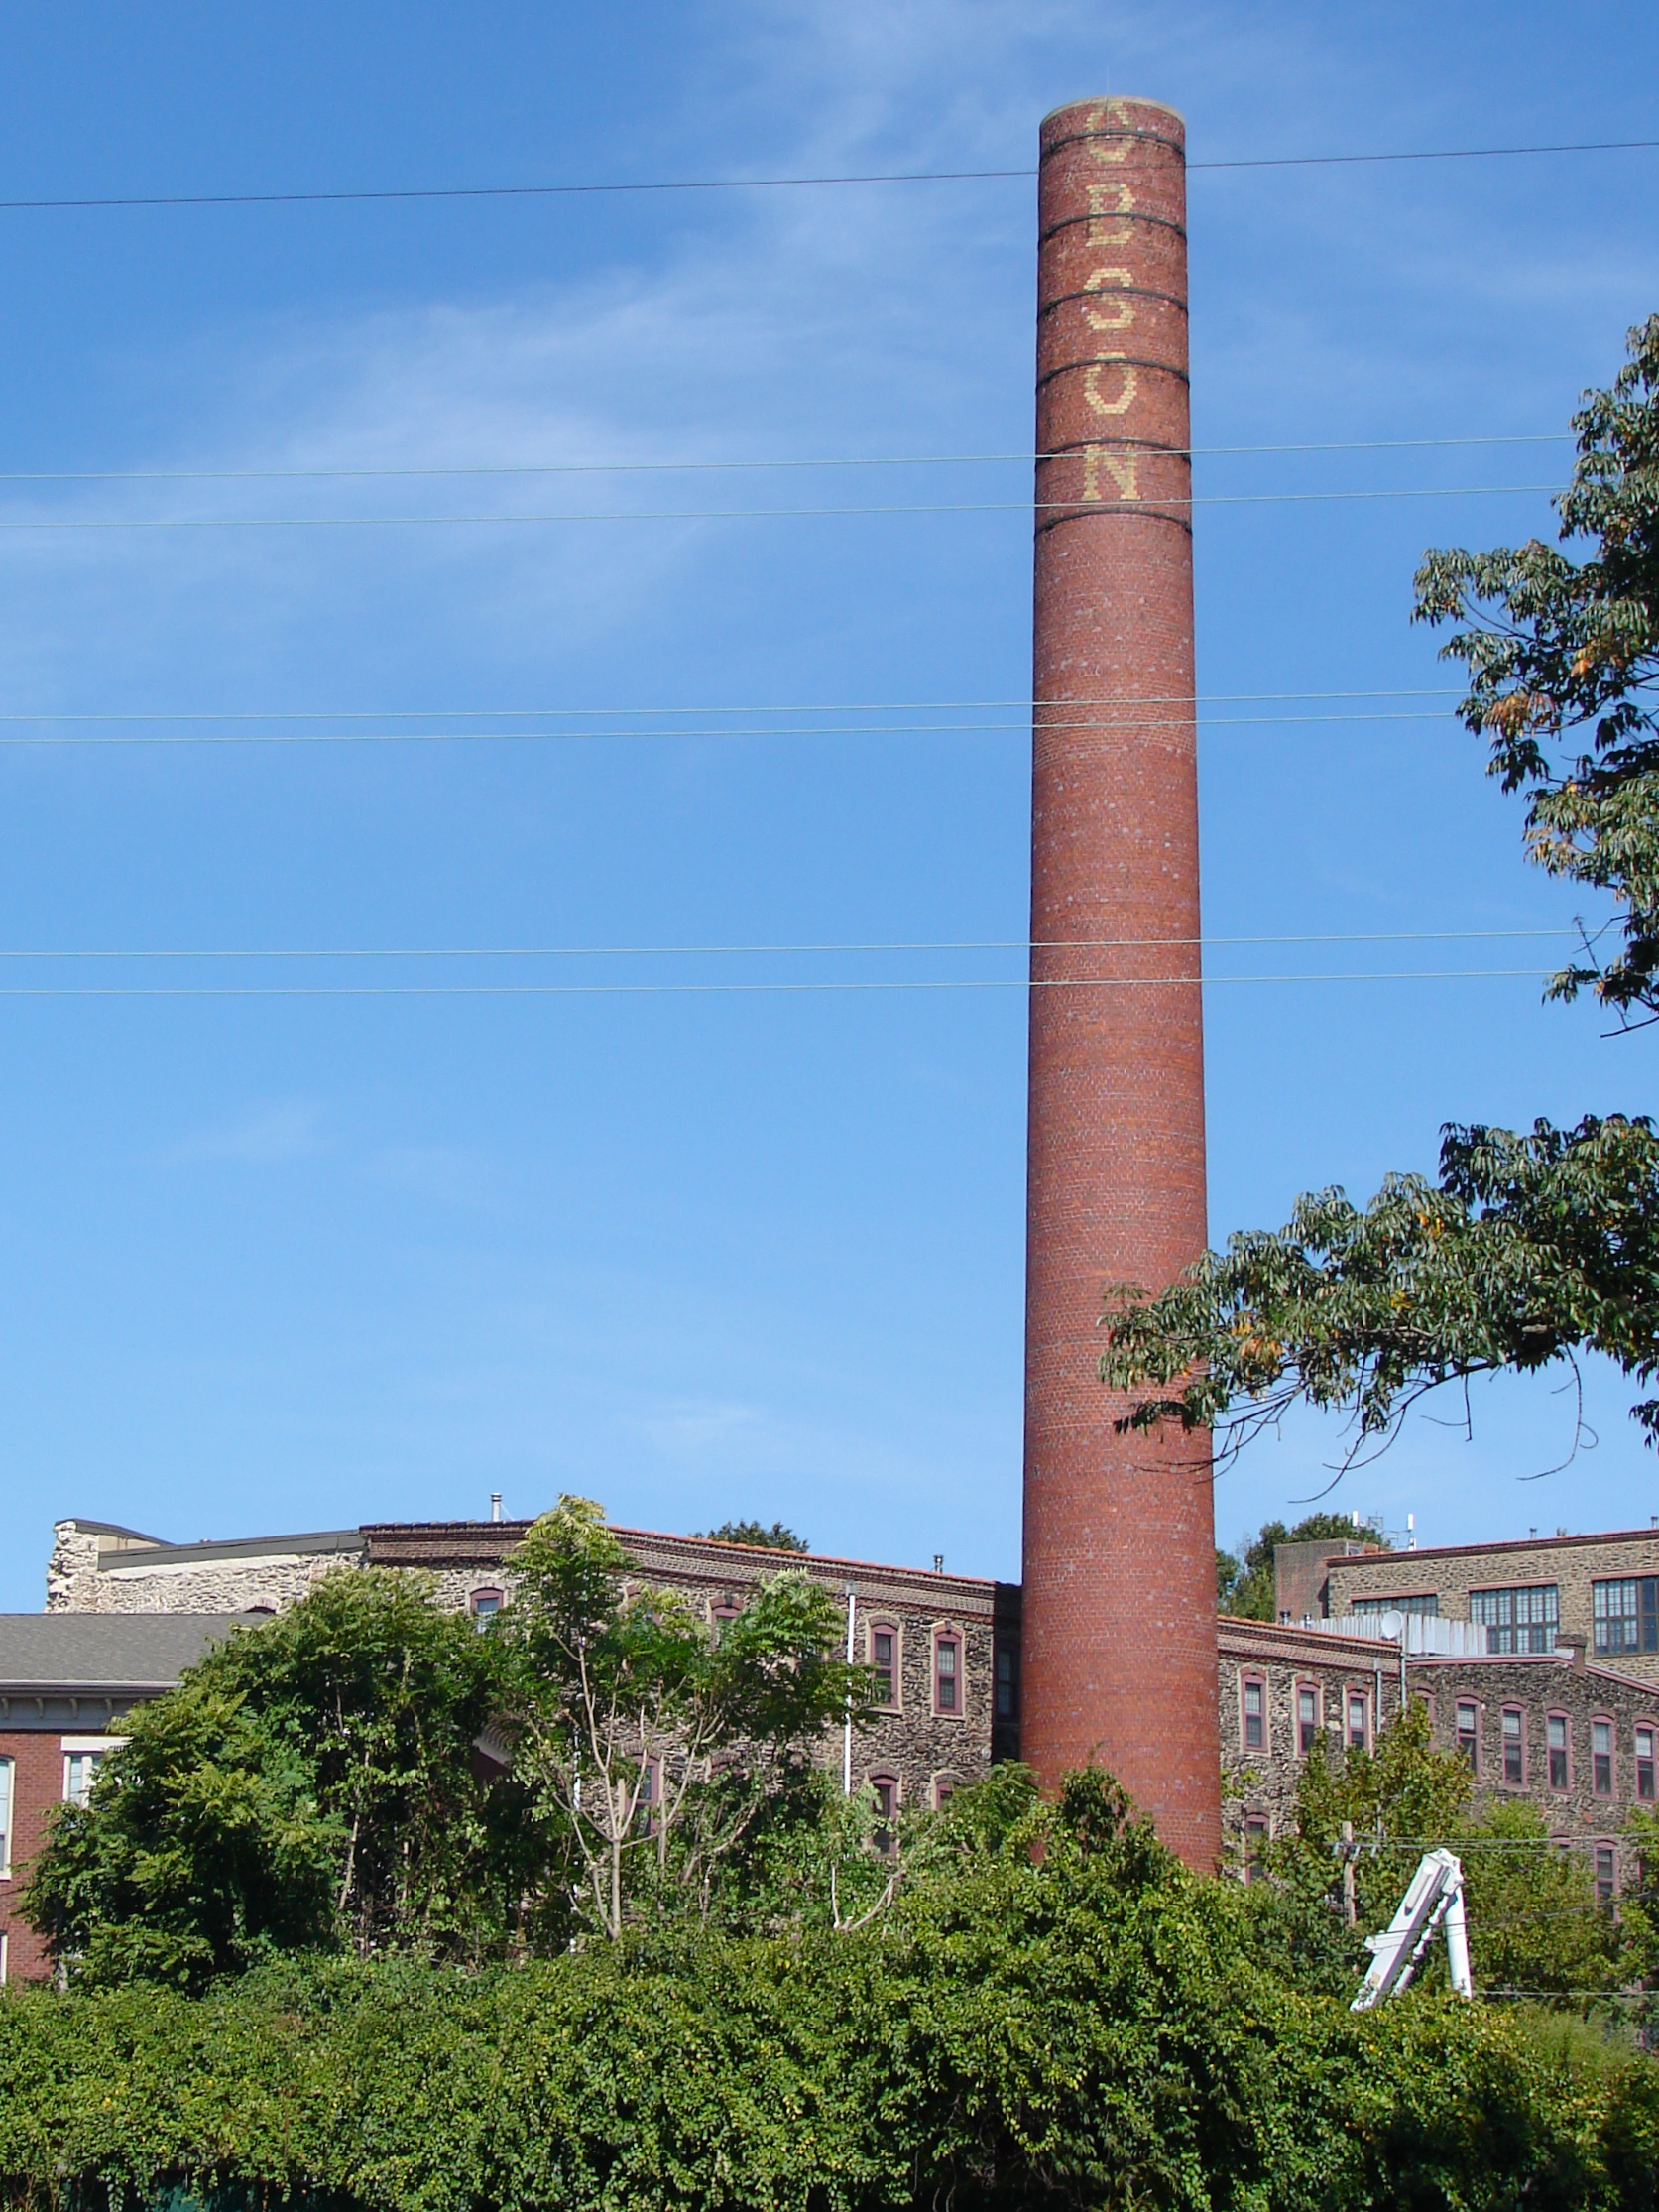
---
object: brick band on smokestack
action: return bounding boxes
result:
[1021,96,1220,1868]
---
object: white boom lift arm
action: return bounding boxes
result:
[1351,1848,1473,2011]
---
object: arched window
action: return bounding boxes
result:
[1295,1681,1319,1756]
[1593,1716,1615,1796]
[1241,1673,1266,1754]
[1547,1711,1570,1789]
[868,1771,900,1856]
[931,1772,960,1811]
[932,1626,963,1718]
[1345,1685,1369,1751]
[470,1586,505,1628]
[1243,1810,1269,1883]
[1637,1723,1656,1802]
[868,1621,899,1707]
[1501,1705,1525,1786]
[711,1598,742,1645]
[1455,1700,1481,1775]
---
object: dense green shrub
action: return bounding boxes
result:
[1,1831,1656,2212]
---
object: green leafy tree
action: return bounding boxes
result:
[501,1496,872,1937]
[1263,1703,1624,2010]
[20,1683,340,1992]
[693,1519,809,1552]
[1100,318,1659,1469]
[23,1570,541,1985]
[1217,1512,1381,1619]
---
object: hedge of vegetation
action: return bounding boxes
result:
[4,1837,1659,2212]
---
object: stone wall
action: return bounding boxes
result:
[1217,1618,1659,1884]
[366,1522,1014,1814]
[1326,1530,1659,1684]
[1218,1620,1403,1862]
[47,1522,366,1616]
[1412,1651,1659,1845]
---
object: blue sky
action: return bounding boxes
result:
[0,1,1656,1608]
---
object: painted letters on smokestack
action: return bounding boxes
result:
[1020,98,1221,1868]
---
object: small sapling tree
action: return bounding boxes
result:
[500,1496,873,1936]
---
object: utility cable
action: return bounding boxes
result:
[0,688,1468,719]
[0,484,1565,529]
[0,971,1556,998]
[0,433,1572,485]
[0,710,1475,747]
[0,139,1653,214]
[0,930,1580,961]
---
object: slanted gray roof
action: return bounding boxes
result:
[0,1613,261,1692]
[96,1529,363,1572]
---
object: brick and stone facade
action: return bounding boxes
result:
[48,1519,366,1616]
[1021,93,1218,1868]
[1216,1618,1659,1876]
[42,1510,1659,1913]
[1290,1528,1659,1686]
[47,1518,1021,1819]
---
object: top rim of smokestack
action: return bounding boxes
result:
[1039,94,1185,128]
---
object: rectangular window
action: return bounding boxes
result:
[1243,1678,1264,1752]
[1244,1812,1268,1884]
[711,1604,740,1646]
[1456,1701,1480,1773]
[1297,1684,1319,1755]
[1594,1718,1614,1795]
[1502,1706,1524,1785]
[63,1751,103,1807]
[1471,1584,1560,1655]
[934,1636,959,1715]
[872,1628,896,1706]
[1351,1593,1440,1620]
[1548,1712,1570,1790]
[1596,1844,1617,1905]
[1638,1726,1655,1803]
[871,1775,897,1856]
[995,1646,1016,1720]
[1593,1578,1659,1654]
[1347,1689,1368,1750]
[0,1758,11,1879]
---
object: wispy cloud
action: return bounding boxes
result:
[165,1099,327,1165]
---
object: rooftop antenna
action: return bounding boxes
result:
[1406,1513,1416,1552]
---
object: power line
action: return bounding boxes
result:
[0,710,1474,748]
[0,434,1572,485]
[0,688,1467,720]
[0,930,1579,961]
[0,485,1564,530]
[0,971,1554,998]
[0,139,1653,215]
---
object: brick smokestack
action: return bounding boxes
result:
[1020,97,1220,1868]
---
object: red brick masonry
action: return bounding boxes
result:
[1021,95,1219,1865]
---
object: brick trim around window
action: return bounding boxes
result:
[1241,1671,1267,1756]
[930,1624,964,1719]
[867,1620,900,1710]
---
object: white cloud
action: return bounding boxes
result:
[166,1099,327,1165]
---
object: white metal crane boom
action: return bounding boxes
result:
[1351,1847,1473,2011]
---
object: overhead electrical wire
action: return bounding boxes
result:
[0,432,1573,484]
[0,484,1565,530]
[0,929,1582,961]
[0,137,1653,215]
[0,687,1469,719]
[0,971,1556,998]
[0,711,1477,747]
